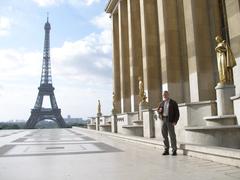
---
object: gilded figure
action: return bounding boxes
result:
[112,92,116,111]
[138,76,147,102]
[215,36,236,84]
[97,100,101,114]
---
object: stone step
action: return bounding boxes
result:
[122,125,143,128]
[204,115,237,126]
[87,124,96,130]
[132,120,143,125]
[185,125,240,130]
[121,125,143,136]
[182,144,240,168]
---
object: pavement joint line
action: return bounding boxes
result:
[9,141,98,145]
[5,142,107,146]
[0,141,123,158]
[0,150,121,158]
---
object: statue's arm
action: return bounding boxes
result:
[215,44,227,52]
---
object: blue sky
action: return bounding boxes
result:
[0,0,112,121]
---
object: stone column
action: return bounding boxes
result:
[112,12,121,113]
[183,0,219,102]
[127,0,143,112]
[157,0,187,103]
[119,0,131,113]
[140,0,161,108]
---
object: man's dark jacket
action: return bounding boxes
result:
[157,99,180,124]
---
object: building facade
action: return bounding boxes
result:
[106,0,240,112]
[88,0,240,150]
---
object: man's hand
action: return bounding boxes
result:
[158,108,163,113]
[172,122,177,126]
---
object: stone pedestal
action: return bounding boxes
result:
[142,109,154,138]
[139,101,149,121]
[99,125,111,132]
[215,84,235,115]
[95,117,100,131]
[96,113,101,131]
[111,114,117,133]
[87,124,96,130]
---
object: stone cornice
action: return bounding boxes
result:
[105,0,119,13]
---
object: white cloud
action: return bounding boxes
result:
[32,0,99,7]
[51,31,112,85]
[0,49,41,80]
[0,33,112,86]
[0,13,112,84]
[91,12,111,30]
[0,12,113,120]
[68,0,100,6]
[32,0,64,7]
[0,85,3,97]
[0,16,11,37]
[51,13,112,85]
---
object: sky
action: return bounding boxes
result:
[0,0,112,121]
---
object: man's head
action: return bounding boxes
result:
[162,91,169,100]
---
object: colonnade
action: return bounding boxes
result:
[106,0,227,114]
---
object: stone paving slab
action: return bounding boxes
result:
[0,128,239,180]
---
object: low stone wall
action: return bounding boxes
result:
[185,126,240,148]
[231,94,240,125]
[87,100,240,149]
[153,101,217,144]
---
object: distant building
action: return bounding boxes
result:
[64,115,86,124]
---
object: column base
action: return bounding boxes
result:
[215,83,235,115]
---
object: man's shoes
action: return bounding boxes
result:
[162,150,169,155]
[172,150,177,156]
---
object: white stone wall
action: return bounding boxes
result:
[233,98,240,125]
[232,58,240,125]
[233,57,240,95]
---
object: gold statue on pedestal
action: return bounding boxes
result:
[97,100,102,116]
[215,36,236,85]
[112,92,116,114]
[138,76,147,103]
[112,92,116,109]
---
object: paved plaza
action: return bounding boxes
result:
[0,128,239,180]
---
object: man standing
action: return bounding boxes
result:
[157,91,180,156]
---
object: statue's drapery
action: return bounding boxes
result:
[215,36,236,84]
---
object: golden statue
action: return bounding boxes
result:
[138,76,147,102]
[215,36,236,85]
[97,100,101,115]
[112,92,116,114]
[113,92,116,109]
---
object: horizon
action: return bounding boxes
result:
[0,0,112,122]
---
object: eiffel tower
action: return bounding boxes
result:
[25,18,66,129]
